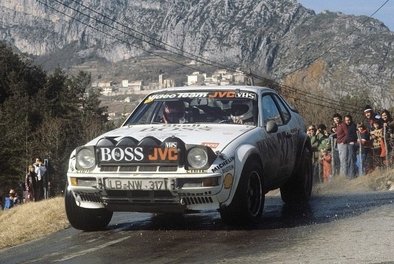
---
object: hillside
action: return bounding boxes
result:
[1,0,393,107]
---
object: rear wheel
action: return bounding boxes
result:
[220,161,264,225]
[280,147,313,204]
[65,187,113,231]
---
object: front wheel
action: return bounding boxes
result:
[65,187,113,231]
[220,161,264,225]
[280,147,313,204]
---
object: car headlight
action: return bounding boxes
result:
[187,147,209,169]
[76,147,96,170]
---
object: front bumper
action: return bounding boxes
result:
[67,172,224,213]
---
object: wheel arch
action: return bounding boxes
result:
[295,133,312,168]
[222,144,262,206]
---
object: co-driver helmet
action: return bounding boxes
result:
[163,101,186,124]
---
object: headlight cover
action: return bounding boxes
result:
[186,146,216,170]
[76,147,96,170]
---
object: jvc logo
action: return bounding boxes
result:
[100,147,144,162]
[148,147,178,161]
[209,91,235,98]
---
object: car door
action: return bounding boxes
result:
[259,93,294,188]
[271,94,298,178]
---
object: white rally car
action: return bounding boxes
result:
[65,86,312,230]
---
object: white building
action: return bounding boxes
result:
[159,74,175,88]
[187,72,205,86]
[129,80,143,92]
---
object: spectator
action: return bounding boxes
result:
[42,159,50,199]
[316,124,330,151]
[370,119,384,167]
[4,189,19,209]
[330,113,342,176]
[336,114,357,179]
[332,113,342,129]
[34,158,47,200]
[363,105,377,132]
[307,125,320,182]
[356,123,372,175]
[320,149,332,183]
[307,125,316,138]
[381,109,394,165]
[4,194,14,210]
[25,164,37,202]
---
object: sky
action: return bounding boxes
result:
[298,0,394,31]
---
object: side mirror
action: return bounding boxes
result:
[266,120,278,133]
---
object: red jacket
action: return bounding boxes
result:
[336,122,347,144]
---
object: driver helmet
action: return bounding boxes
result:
[163,101,186,124]
[230,100,254,124]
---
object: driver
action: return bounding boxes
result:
[163,101,186,124]
[230,100,254,124]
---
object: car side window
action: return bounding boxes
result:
[262,94,283,126]
[273,94,291,124]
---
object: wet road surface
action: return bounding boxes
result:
[1,191,393,264]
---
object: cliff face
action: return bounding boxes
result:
[1,0,394,104]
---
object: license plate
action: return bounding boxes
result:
[105,179,167,190]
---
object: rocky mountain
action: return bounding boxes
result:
[1,0,394,107]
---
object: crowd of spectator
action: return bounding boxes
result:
[1,157,50,210]
[307,105,394,183]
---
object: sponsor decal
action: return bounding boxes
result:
[212,157,235,173]
[148,147,178,161]
[176,92,209,98]
[202,142,219,148]
[208,91,257,100]
[208,91,236,98]
[222,164,234,174]
[164,141,178,148]
[99,146,179,164]
[145,93,177,103]
[100,147,144,162]
[144,91,257,102]
[96,136,187,165]
[139,124,212,132]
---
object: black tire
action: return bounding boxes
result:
[220,161,264,225]
[65,187,113,231]
[280,147,313,204]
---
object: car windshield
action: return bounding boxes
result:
[123,90,258,126]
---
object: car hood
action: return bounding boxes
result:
[86,124,255,151]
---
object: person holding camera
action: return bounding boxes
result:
[34,158,47,200]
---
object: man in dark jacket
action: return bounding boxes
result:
[363,105,377,132]
[336,114,357,179]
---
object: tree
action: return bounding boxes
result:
[0,43,111,196]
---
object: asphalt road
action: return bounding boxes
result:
[1,191,393,264]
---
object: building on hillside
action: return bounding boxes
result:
[97,81,113,88]
[100,86,115,96]
[145,82,160,91]
[121,80,129,88]
[203,76,219,86]
[98,81,116,96]
[187,72,205,86]
[233,71,248,84]
[159,74,175,88]
[129,80,143,92]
